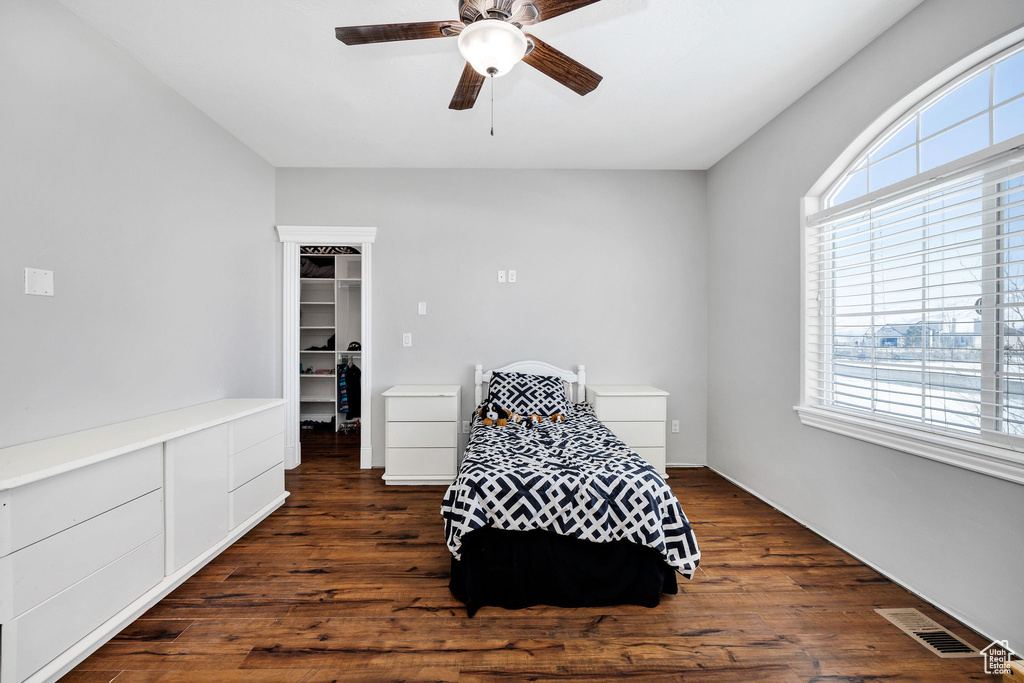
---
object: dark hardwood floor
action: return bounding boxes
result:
[66,430,992,681]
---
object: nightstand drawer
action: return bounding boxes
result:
[632,447,667,473]
[385,448,457,477]
[605,421,666,448]
[387,421,457,448]
[387,395,459,422]
[594,395,666,422]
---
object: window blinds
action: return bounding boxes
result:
[806,149,1024,446]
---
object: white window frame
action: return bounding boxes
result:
[797,27,1024,486]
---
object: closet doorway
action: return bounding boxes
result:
[277,226,376,470]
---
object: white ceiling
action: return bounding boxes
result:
[57,0,923,169]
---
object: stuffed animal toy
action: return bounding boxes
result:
[479,402,510,427]
[529,414,544,425]
[550,413,566,422]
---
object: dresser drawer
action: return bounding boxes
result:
[230,405,284,454]
[604,421,666,448]
[0,445,162,557]
[2,535,164,683]
[387,421,457,449]
[229,462,284,530]
[229,432,284,491]
[0,489,163,623]
[386,395,458,422]
[384,448,457,477]
[594,395,666,422]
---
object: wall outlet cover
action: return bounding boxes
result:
[25,268,54,296]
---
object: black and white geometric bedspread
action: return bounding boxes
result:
[441,404,701,578]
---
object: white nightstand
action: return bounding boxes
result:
[382,385,461,485]
[586,385,668,476]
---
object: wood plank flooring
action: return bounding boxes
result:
[67,430,993,681]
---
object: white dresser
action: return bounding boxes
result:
[0,399,286,683]
[586,385,669,476]
[382,385,461,485]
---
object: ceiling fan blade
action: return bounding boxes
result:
[450,62,486,110]
[532,0,603,22]
[335,21,463,45]
[523,34,602,96]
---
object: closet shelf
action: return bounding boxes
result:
[301,350,335,354]
[301,397,336,403]
[300,301,335,305]
[336,278,361,286]
[300,373,336,378]
[300,326,334,330]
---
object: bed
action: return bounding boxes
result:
[440,361,701,616]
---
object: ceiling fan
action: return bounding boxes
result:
[335,0,604,110]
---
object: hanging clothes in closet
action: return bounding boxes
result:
[344,362,361,419]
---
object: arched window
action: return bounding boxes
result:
[799,36,1024,484]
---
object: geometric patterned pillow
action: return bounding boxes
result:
[486,371,570,417]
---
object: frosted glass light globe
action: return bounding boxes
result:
[458,19,528,78]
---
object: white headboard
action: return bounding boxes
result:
[474,361,587,407]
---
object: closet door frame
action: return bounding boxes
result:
[276,225,377,470]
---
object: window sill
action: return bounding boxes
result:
[794,405,1024,486]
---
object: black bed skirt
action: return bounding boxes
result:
[449,528,678,616]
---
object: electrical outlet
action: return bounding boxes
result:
[671,420,680,433]
[462,421,470,434]
[497,270,506,283]
[508,270,517,283]
[402,333,412,347]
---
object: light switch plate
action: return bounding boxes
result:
[25,268,54,296]
[671,420,680,433]
[402,333,412,347]
[418,302,427,315]
[497,270,506,283]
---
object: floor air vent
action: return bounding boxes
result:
[875,608,979,658]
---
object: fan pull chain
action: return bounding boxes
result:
[490,75,495,137]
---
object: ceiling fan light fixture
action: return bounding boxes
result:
[457,19,527,78]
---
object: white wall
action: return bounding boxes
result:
[0,0,279,448]
[707,0,1024,652]
[276,168,708,468]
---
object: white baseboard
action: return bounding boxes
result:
[706,465,1007,654]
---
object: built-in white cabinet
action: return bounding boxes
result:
[299,251,362,432]
[382,385,461,485]
[587,385,669,476]
[0,399,286,683]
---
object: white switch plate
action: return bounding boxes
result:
[671,420,680,433]
[25,268,54,296]
[508,270,517,283]
[418,302,427,315]
[497,270,506,283]
[462,421,470,434]
[402,333,412,347]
